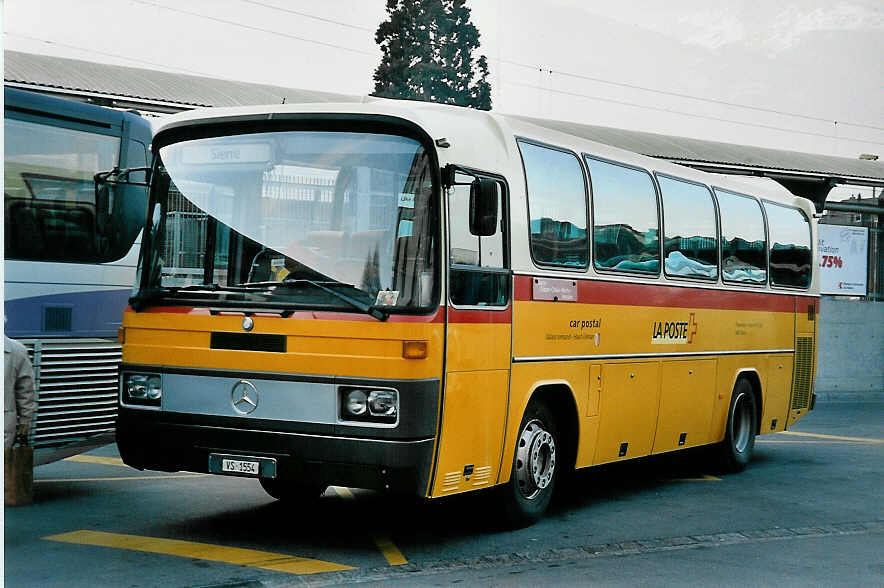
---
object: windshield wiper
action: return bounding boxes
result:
[274,279,388,321]
[132,281,388,321]
[129,286,175,311]
[130,284,253,311]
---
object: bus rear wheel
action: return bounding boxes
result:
[259,478,327,502]
[717,379,757,473]
[500,401,559,527]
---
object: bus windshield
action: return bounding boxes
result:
[139,130,438,314]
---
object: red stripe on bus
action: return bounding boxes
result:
[513,275,811,312]
[448,306,512,324]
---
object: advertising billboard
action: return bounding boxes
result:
[818,224,868,295]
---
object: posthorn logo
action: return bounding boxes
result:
[230,380,259,415]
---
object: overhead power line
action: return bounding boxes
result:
[238,0,374,32]
[131,0,377,57]
[504,80,884,146]
[502,59,884,132]
[5,33,219,78]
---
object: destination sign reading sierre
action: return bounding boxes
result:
[180,142,272,165]
[532,278,577,302]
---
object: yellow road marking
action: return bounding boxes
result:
[332,486,408,566]
[758,439,874,445]
[372,536,408,566]
[44,530,353,575]
[664,474,721,482]
[758,440,829,443]
[776,431,884,444]
[36,474,209,483]
[64,455,129,467]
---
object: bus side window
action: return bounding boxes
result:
[3,116,122,263]
[764,202,811,289]
[658,175,718,280]
[715,189,767,284]
[448,179,509,307]
[586,157,660,274]
[518,141,588,269]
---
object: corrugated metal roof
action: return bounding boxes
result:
[4,50,360,108]
[511,115,884,183]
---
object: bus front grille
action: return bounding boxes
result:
[23,339,120,448]
[791,337,814,410]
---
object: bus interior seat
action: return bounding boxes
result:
[450,247,480,266]
[37,202,96,259]
[306,230,348,260]
[6,200,42,257]
[330,230,389,286]
[347,229,388,257]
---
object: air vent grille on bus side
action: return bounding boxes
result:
[24,339,120,448]
[791,337,814,410]
[43,306,73,332]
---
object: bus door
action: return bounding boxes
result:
[432,173,512,497]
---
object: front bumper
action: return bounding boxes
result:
[116,367,440,494]
[117,409,435,493]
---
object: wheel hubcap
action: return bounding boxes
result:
[515,419,556,500]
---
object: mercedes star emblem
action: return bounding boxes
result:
[231,380,259,415]
[242,316,254,331]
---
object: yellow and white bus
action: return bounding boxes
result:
[113,100,817,525]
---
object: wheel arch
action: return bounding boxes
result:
[521,381,580,475]
[732,369,763,435]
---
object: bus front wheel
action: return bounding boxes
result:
[717,379,757,473]
[259,478,327,502]
[500,401,559,527]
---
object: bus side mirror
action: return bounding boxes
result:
[469,178,498,237]
[95,181,112,225]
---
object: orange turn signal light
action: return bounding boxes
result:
[402,340,428,359]
[117,327,126,344]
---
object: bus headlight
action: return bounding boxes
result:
[123,373,162,407]
[340,387,397,424]
[368,390,397,418]
[344,389,368,416]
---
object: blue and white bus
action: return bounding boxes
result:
[4,87,152,464]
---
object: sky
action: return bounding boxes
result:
[3,0,883,201]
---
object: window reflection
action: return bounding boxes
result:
[3,118,141,263]
[519,141,587,268]
[448,180,509,307]
[587,157,660,274]
[764,202,810,288]
[152,131,437,310]
[448,183,504,269]
[715,189,767,284]
[659,175,718,279]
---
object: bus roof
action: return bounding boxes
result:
[151,99,816,213]
[5,86,153,145]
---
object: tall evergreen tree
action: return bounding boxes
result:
[373,0,492,110]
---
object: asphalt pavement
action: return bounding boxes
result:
[4,401,882,587]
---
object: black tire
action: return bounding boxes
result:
[259,478,327,502]
[500,401,560,528]
[717,379,757,473]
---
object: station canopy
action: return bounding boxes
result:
[4,50,360,112]
[6,50,883,211]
